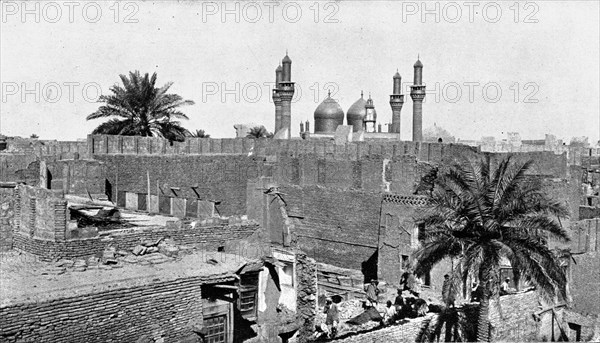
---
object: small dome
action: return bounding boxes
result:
[282,54,292,64]
[394,71,401,79]
[314,92,344,133]
[276,65,282,72]
[346,93,367,132]
[347,94,367,121]
[314,94,344,120]
[414,59,423,68]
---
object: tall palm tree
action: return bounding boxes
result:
[187,129,210,138]
[413,155,570,342]
[246,126,272,139]
[87,71,194,142]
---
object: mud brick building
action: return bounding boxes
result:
[1,133,599,342]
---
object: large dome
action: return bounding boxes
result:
[314,94,344,133]
[347,93,367,132]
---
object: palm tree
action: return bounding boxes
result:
[87,71,194,142]
[246,126,273,139]
[413,155,570,342]
[187,129,210,138]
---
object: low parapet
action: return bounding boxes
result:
[86,134,480,164]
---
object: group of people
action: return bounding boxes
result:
[381,289,429,325]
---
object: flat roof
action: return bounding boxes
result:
[0,251,251,307]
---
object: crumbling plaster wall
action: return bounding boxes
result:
[278,185,381,276]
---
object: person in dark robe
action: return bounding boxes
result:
[394,289,404,313]
[442,274,455,307]
[366,280,380,307]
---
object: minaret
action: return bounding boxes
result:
[277,52,294,139]
[410,57,426,141]
[273,64,283,132]
[363,93,377,133]
[389,70,405,134]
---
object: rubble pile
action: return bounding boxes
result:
[42,238,183,275]
[337,298,366,320]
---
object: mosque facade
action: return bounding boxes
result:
[271,54,426,141]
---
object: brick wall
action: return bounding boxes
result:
[280,185,381,276]
[12,221,260,261]
[87,135,478,165]
[15,184,68,241]
[95,154,269,216]
[0,275,233,343]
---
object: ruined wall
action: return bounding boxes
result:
[0,276,225,343]
[296,252,318,343]
[45,159,106,194]
[13,221,260,261]
[95,154,270,216]
[280,185,381,276]
[0,186,16,251]
[15,184,69,241]
[0,154,39,185]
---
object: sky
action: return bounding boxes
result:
[1,0,599,143]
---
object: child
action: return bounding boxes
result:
[384,300,397,325]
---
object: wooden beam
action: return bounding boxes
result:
[210,285,239,290]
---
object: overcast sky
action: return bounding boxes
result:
[1,0,599,142]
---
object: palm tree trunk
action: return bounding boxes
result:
[477,293,490,342]
[478,263,497,342]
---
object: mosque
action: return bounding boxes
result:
[270,53,426,141]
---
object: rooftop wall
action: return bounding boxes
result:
[86,134,478,164]
[13,220,261,261]
[280,185,382,279]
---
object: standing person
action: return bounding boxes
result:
[394,289,404,312]
[412,275,422,298]
[500,277,511,295]
[324,298,339,338]
[366,280,380,307]
[442,274,455,307]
